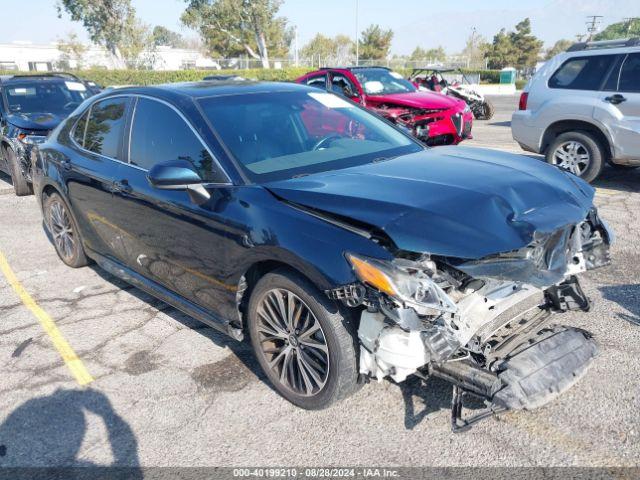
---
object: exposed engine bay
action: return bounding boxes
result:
[328,209,612,431]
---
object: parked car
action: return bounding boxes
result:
[512,38,640,183]
[409,67,495,120]
[0,73,95,195]
[32,81,611,430]
[296,67,473,146]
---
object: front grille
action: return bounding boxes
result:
[451,113,463,136]
[463,121,472,137]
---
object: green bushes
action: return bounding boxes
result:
[0,66,503,87]
[0,68,311,87]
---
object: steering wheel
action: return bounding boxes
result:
[312,134,342,151]
[63,101,80,111]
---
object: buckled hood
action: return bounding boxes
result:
[6,112,64,132]
[367,91,463,110]
[265,146,594,260]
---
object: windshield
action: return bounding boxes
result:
[353,69,417,95]
[3,81,91,115]
[199,90,422,183]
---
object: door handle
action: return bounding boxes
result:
[60,158,72,171]
[604,94,627,105]
[112,179,132,194]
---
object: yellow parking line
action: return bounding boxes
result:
[0,251,93,385]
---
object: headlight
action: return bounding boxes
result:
[346,253,458,314]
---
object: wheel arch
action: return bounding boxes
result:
[541,119,613,159]
[235,258,346,333]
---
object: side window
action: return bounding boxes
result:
[305,74,327,90]
[129,98,226,183]
[619,53,640,93]
[72,111,89,147]
[84,97,128,159]
[549,55,615,91]
[330,74,357,97]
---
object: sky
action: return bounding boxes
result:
[1,0,639,54]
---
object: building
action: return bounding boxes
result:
[0,42,220,71]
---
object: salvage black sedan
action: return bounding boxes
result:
[32,81,612,429]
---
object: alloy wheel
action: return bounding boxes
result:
[49,200,76,261]
[552,141,591,176]
[255,288,330,397]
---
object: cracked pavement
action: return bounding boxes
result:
[0,95,638,468]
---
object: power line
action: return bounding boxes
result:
[585,15,603,41]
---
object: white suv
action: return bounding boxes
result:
[512,38,640,182]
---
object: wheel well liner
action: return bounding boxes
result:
[235,260,327,331]
[542,120,612,158]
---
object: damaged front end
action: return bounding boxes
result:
[329,209,612,431]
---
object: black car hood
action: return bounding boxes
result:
[265,146,595,260]
[6,112,64,131]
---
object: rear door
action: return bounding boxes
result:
[66,96,132,261]
[608,52,640,159]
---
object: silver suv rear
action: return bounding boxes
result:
[512,38,640,182]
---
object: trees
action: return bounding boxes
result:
[301,34,354,65]
[56,0,135,68]
[359,24,393,60]
[460,32,489,68]
[181,0,293,68]
[152,26,187,48]
[594,19,640,41]
[57,32,87,69]
[485,18,542,69]
[545,39,573,60]
[119,18,157,69]
[410,46,446,63]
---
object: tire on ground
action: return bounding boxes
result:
[247,268,360,410]
[6,147,33,196]
[546,130,605,183]
[44,192,90,268]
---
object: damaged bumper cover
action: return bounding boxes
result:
[330,209,611,424]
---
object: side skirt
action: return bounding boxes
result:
[87,248,244,341]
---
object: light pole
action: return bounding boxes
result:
[294,25,299,67]
[355,0,359,65]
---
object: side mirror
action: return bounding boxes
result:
[147,160,211,204]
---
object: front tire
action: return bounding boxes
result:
[44,192,89,268]
[6,147,32,196]
[546,131,604,183]
[247,269,359,409]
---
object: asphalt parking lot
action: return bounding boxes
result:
[0,94,639,469]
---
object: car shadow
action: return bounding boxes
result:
[593,166,640,194]
[488,120,511,127]
[599,284,640,326]
[397,374,485,430]
[88,265,269,386]
[0,388,142,478]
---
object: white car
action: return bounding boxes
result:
[512,38,640,182]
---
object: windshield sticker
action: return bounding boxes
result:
[9,88,35,96]
[65,81,87,92]
[389,71,403,79]
[363,81,384,94]
[308,92,354,109]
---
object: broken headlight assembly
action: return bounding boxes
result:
[346,253,457,315]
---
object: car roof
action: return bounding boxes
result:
[99,80,314,101]
[319,66,391,72]
[0,73,85,85]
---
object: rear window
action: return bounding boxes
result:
[83,97,128,160]
[549,55,615,90]
[619,53,640,93]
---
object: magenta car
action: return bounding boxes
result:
[296,66,473,146]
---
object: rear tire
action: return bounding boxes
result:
[6,147,33,196]
[476,100,494,120]
[247,268,359,410]
[44,192,89,268]
[546,131,604,183]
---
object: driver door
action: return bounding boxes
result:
[110,96,235,318]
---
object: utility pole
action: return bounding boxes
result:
[585,15,603,41]
[294,25,299,67]
[623,17,639,34]
[355,0,359,66]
